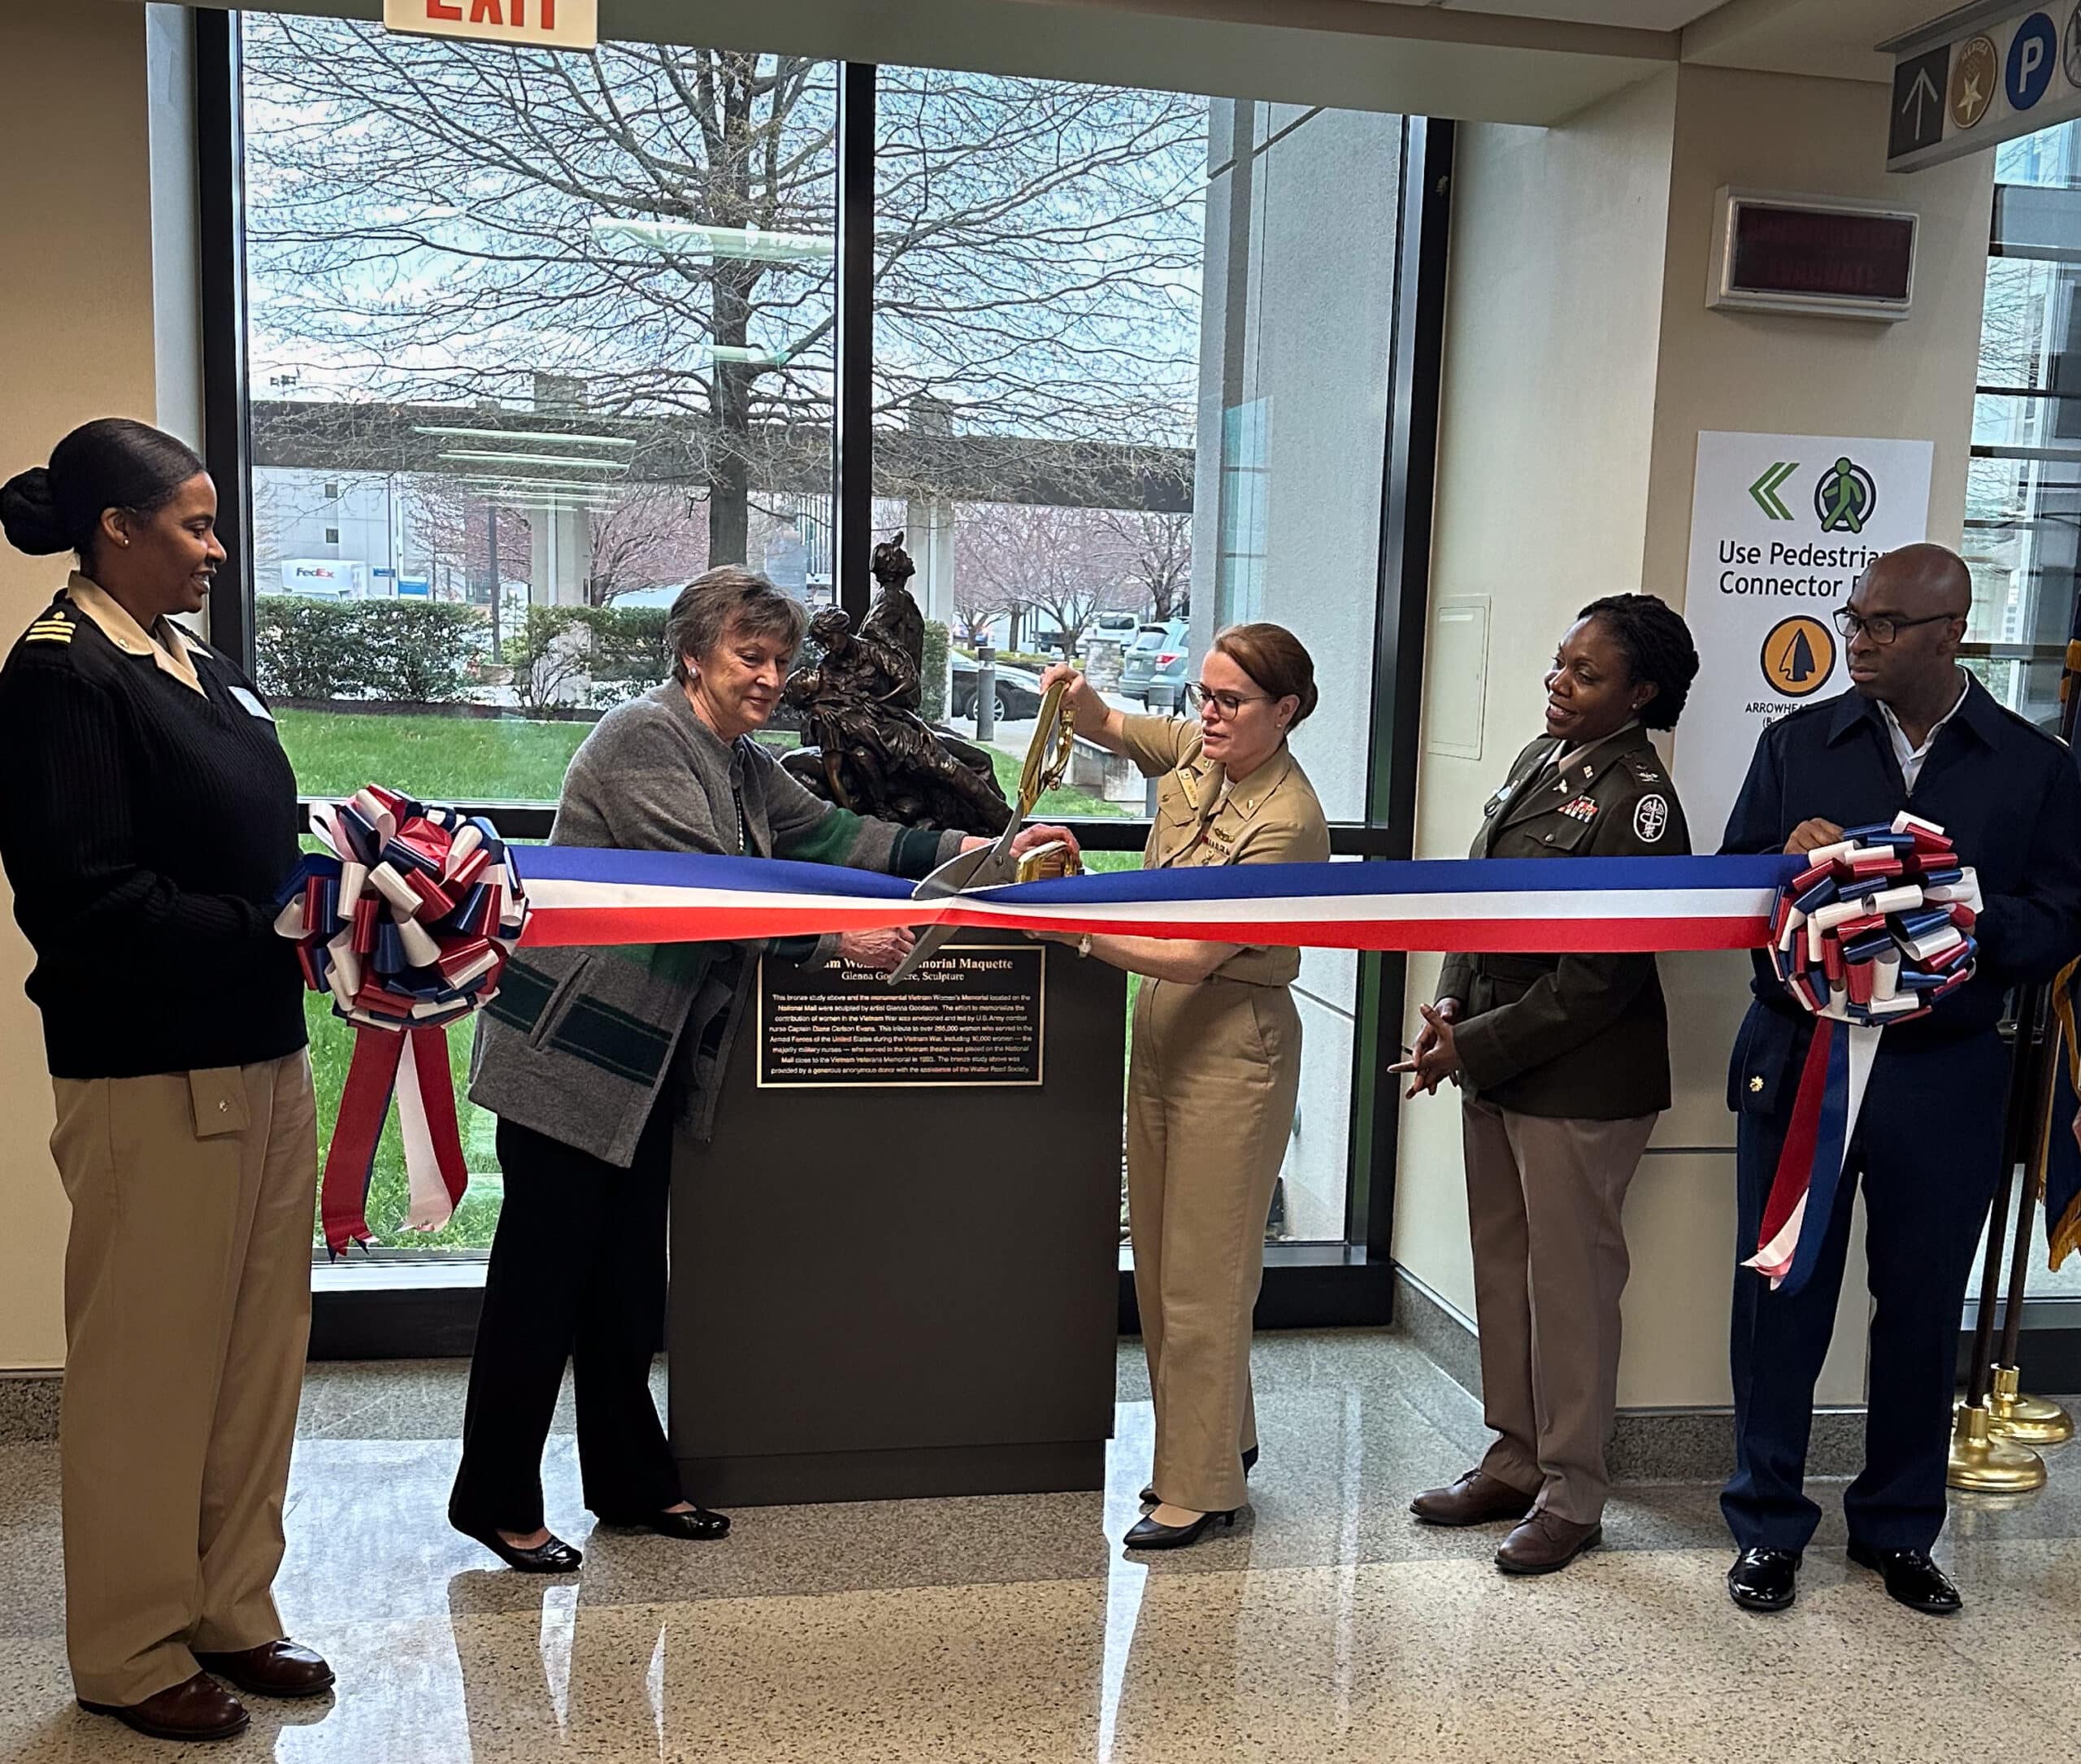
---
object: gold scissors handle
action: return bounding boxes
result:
[1015,680,1075,819]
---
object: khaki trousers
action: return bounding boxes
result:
[1462,1097,1654,1526]
[1127,975,1298,1514]
[50,1053,318,1706]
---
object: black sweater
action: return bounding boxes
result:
[0,589,306,1078]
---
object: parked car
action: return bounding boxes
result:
[950,652,1047,722]
[1119,619,1190,711]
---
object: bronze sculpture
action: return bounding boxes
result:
[782,532,1013,832]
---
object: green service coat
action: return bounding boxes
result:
[1436,723,1691,1120]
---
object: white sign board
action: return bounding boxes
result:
[1886,3,2081,172]
[280,558,369,599]
[383,0,597,52]
[1671,432,1934,846]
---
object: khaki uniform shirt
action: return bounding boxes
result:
[1438,723,1690,1119]
[1119,713,1332,986]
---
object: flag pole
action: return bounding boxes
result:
[1949,1015,2048,1491]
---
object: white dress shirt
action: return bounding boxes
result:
[1879,676,1970,793]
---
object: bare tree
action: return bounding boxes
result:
[1100,507,1191,621]
[956,502,1139,654]
[241,20,1203,568]
[585,487,710,605]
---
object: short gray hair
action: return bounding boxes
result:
[667,566,808,684]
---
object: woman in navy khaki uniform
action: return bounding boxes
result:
[0,421,331,1743]
[1041,624,1331,1550]
[1401,593,1699,1575]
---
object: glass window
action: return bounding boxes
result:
[873,76,1406,1240]
[240,15,838,1248]
[1970,120,2081,1299]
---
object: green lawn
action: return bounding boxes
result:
[276,708,589,805]
[283,707,1141,1249]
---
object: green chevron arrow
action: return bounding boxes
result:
[1749,460,1798,520]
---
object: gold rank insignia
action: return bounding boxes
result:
[24,612,73,645]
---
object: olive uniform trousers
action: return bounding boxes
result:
[50,1053,318,1707]
[1128,973,1300,1515]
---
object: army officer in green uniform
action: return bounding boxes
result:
[1400,593,1700,1576]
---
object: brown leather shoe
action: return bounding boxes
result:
[79,1671,250,1741]
[194,1639,336,1698]
[1496,1509,1602,1575]
[1410,1470,1536,1527]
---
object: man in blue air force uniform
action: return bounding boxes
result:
[1718,543,2081,1617]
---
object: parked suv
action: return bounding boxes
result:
[1119,619,1190,711]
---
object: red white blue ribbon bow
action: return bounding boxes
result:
[1747,813,1980,1293]
[277,787,529,1254]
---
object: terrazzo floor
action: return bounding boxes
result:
[2,1332,2077,1762]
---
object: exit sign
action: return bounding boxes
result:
[383,0,597,51]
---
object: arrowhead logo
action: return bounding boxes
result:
[1749,461,1798,520]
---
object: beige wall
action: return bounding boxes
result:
[1395,69,1679,1323]
[0,1,170,1371]
[1395,63,1995,1410]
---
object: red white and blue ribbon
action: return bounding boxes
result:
[1746,813,1979,1293]
[512,846,1797,953]
[276,787,529,1254]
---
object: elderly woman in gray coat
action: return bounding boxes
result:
[449,567,1072,1571]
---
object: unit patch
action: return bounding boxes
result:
[1634,794,1670,843]
[1557,796,1601,824]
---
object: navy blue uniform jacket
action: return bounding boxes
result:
[1719,679,2081,1060]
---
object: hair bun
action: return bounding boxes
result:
[0,467,67,556]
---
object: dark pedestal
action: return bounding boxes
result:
[668,934,1127,1506]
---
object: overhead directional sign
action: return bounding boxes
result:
[1887,3,2081,171]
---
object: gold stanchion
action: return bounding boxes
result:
[1950,1401,2047,1492]
[1988,1364,2075,1447]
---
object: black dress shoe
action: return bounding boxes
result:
[1123,1508,1239,1550]
[79,1671,250,1742]
[1727,1546,1801,1612]
[1140,1445,1258,1507]
[193,1640,335,1698]
[454,1521,583,1574]
[1847,1540,1962,1615]
[600,1505,732,1541]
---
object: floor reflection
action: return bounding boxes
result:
[2,1337,2079,1762]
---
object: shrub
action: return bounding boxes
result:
[503,603,673,712]
[254,595,360,699]
[254,595,484,702]
[359,601,483,702]
[921,619,949,723]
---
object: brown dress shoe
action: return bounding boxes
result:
[194,1639,337,1698]
[78,1671,250,1741]
[1496,1509,1602,1575]
[1410,1470,1536,1527]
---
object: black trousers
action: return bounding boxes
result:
[449,1109,683,1534]
[1723,1011,2008,1554]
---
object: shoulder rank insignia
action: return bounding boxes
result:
[1557,795,1601,823]
[24,611,72,646]
[1626,756,1662,783]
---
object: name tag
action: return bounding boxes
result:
[229,686,275,722]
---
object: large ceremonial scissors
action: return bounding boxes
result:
[886,680,1079,982]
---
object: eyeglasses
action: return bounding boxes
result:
[1186,682,1271,716]
[1831,606,1960,646]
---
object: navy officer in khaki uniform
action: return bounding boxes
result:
[1401,593,1700,1575]
[1042,624,1329,1550]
